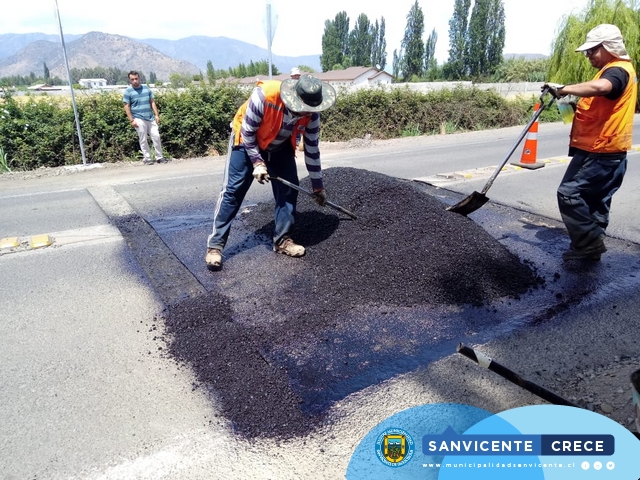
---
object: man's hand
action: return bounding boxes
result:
[252,162,269,184]
[313,189,327,206]
[542,83,566,99]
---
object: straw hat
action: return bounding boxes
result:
[280,74,336,113]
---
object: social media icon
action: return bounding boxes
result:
[581,461,590,470]
[606,461,615,470]
[594,461,602,470]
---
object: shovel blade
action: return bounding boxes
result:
[446,191,489,216]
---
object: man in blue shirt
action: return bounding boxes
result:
[123,71,166,164]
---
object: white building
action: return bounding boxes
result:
[78,78,108,89]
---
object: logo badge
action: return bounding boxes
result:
[375,428,415,467]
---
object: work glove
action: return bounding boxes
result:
[252,162,269,184]
[541,83,566,100]
[313,188,327,206]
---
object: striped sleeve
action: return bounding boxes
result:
[241,86,266,165]
[303,113,323,191]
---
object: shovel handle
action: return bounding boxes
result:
[269,176,357,220]
[457,343,578,408]
[480,92,556,195]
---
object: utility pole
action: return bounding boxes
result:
[54,0,87,167]
[263,1,278,79]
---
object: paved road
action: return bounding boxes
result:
[2,118,640,479]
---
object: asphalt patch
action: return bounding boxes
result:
[161,167,545,439]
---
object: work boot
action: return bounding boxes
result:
[274,237,305,257]
[205,248,223,270]
[156,157,168,164]
[562,235,606,261]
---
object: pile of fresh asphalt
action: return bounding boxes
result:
[162,167,545,439]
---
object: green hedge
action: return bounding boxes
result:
[0,84,557,171]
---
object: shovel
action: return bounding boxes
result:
[447,88,556,216]
[268,176,357,220]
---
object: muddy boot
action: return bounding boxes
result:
[562,235,606,261]
[274,237,305,257]
[205,248,223,270]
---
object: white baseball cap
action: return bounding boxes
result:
[575,24,630,60]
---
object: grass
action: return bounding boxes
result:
[0,146,11,172]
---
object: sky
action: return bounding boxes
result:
[3,0,592,65]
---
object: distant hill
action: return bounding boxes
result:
[0,32,322,81]
[140,36,321,74]
[0,32,200,81]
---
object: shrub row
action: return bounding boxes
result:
[0,84,557,170]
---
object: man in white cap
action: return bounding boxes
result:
[290,67,301,79]
[544,24,637,261]
[205,74,337,270]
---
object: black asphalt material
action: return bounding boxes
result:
[162,167,545,439]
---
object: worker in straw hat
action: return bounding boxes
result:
[205,74,337,270]
[543,24,637,262]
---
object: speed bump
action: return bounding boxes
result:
[29,234,52,249]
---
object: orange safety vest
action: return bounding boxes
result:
[232,80,310,151]
[570,60,637,153]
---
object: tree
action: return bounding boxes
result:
[206,60,216,84]
[424,28,438,75]
[349,13,373,66]
[392,48,403,80]
[548,0,640,90]
[446,0,471,79]
[466,0,505,78]
[43,63,50,81]
[334,11,351,61]
[149,72,157,84]
[485,0,506,75]
[321,20,343,71]
[371,18,388,69]
[401,0,425,80]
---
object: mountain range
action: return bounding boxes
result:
[0,32,322,81]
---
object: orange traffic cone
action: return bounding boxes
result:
[511,102,545,170]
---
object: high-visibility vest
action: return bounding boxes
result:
[232,80,310,151]
[570,60,637,153]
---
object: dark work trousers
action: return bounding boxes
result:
[207,141,299,251]
[557,150,627,249]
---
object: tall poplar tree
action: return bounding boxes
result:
[349,13,373,66]
[466,0,505,78]
[321,20,343,71]
[370,18,388,69]
[424,29,438,74]
[401,0,425,80]
[335,11,351,62]
[446,0,471,79]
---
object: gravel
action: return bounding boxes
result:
[161,167,545,439]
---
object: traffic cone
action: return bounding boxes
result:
[511,102,545,170]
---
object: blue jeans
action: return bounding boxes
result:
[557,150,627,249]
[207,143,299,250]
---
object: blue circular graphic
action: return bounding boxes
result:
[346,403,640,480]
